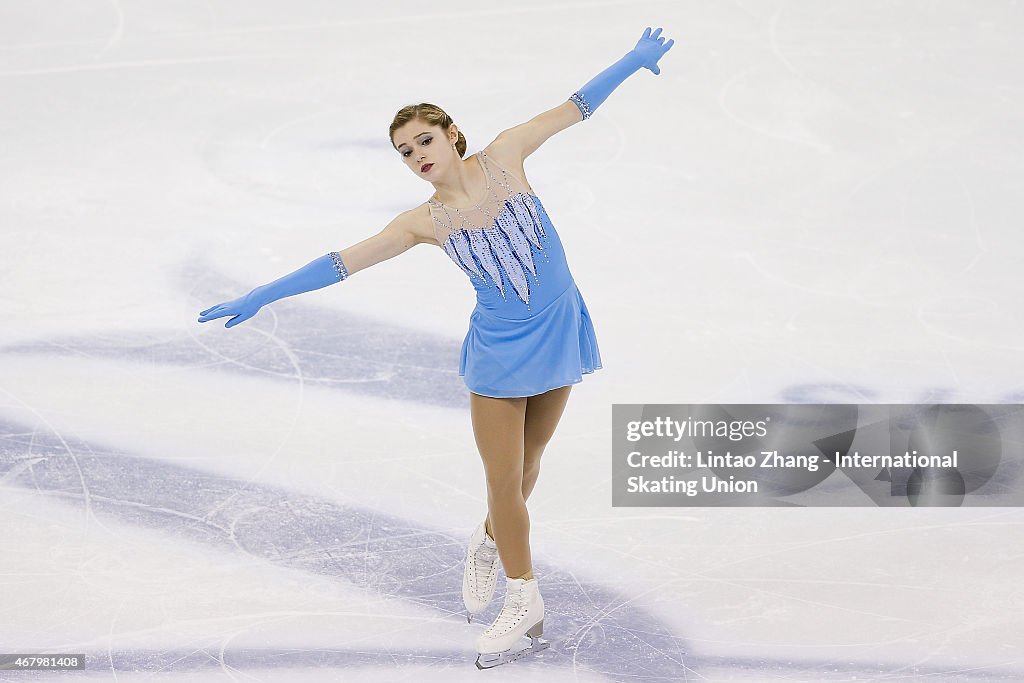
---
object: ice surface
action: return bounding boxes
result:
[1,1,1022,680]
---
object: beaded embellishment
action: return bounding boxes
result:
[569,91,592,120]
[328,251,349,280]
[445,193,548,304]
[428,152,550,306]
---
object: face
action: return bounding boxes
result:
[392,120,456,178]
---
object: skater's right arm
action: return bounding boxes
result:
[197,208,430,328]
[337,207,430,276]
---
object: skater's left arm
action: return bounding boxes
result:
[493,26,675,163]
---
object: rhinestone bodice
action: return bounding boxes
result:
[428,151,576,319]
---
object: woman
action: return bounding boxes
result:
[198,26,673,669]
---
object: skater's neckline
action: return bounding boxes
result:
[428,153,492,211]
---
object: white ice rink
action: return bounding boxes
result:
[1,1,1022,680]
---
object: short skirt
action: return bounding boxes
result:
[459,283,603,398]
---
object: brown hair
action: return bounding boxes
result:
[389,103,467,158]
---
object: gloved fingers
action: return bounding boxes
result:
[199,304,245,323]
[198,306,228,322]
[226,311,256,329]
[635,26,673,55]
[632,26,674,74]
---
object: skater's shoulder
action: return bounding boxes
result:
[373,203,440,249]
[404,201,443,248]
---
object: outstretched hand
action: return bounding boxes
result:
[631,26,674,75]
[197,290,264,328]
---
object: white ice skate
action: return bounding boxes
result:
[463,519,500,623]
[475,575,548,669]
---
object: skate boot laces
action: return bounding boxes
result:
[470,545,498,589]
[486,586,528,636]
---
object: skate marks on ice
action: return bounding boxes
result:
[0,261,1018,678]
[4,422,1023,680]
[0,416,692,678]
[0,258,469,409]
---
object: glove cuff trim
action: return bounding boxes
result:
[569,91,592,120]
[329,251,349,281]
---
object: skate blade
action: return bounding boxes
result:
[475,637,549,669]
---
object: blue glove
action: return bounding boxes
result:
[198,251,349,328]
[569,26,675,120]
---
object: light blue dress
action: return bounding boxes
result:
[428,150,603,398]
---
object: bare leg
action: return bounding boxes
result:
[481,385,573,529]
[470,392,530,578]
[522,385,573,500]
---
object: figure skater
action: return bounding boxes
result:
[198,26,673,669]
